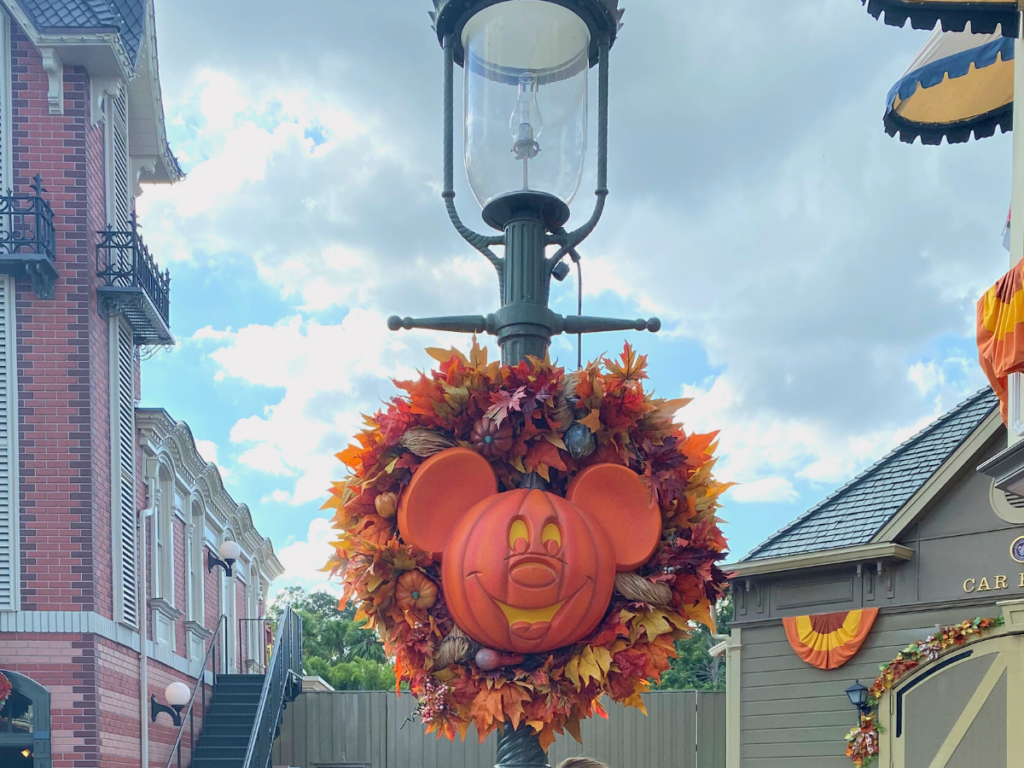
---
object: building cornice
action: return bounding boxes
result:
[725,542,914,579]
[136,408,284,581]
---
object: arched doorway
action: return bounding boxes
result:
[0,671,51,768]
[879,634,1024,768]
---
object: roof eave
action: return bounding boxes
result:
[3,1,134,79]
[725,542,914,579]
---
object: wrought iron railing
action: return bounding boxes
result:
[239,617,273,675]
[163,615,227,768]
[242,607,302,768]
[0,175,55,260]
[96,211,170,327]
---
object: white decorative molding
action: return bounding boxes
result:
[131,156,157,197]
[40,48,63,115]
[136,409,284,584]
[90,76,121,127]
[1011,373,1024,442]
[150,597,182,651]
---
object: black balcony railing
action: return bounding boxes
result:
[0,174,57,298]
[97,211,174,346]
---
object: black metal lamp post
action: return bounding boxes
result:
[845,680,871,719]
[390,0,659,368]
[391,2,658,765]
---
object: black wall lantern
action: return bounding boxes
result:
[845,680,871,717]
[150,682,190,727]
[389,0,660,368]
[207,539,241,577]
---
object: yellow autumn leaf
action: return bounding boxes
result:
[622,691,648,714]
[468,336,488,369]
[565,656,581,689]
[579,408,602,433]
[543,432,568,450]
[426,346,468,365]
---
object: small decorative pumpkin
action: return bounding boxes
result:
[470,418,514,458]
[375,491,398,519]
[564,421,597,459]
[398,448,662,654]
[396,570,438,610]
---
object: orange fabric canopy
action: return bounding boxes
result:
[978,258,1024,422]
[783,608,879,670]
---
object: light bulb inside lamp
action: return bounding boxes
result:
[165,681,190,708]
[219,540,241,563]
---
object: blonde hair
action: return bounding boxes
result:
[556,760,609,768]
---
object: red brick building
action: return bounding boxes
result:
[0,3,284,767]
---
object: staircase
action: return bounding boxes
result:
[190,674,266,768]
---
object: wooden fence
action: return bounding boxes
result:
[272,690,725,768]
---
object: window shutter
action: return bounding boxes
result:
[111,89,130,231]
[112,318,138,626]
[0,277,17,611]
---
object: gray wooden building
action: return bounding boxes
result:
[720,387,1024,767]
[272,689,725,768]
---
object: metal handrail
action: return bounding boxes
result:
[241,607,303,768]
[163,615,228,768]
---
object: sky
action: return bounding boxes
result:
[136,0,1011,597]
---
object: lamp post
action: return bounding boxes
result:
[389,0,660,368]
[390,1,659,764]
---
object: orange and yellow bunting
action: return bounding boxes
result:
[978,258,1024,422]
[783,608,879,671]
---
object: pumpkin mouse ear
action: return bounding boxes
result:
[398,447,497,559]
[566,464,661,572]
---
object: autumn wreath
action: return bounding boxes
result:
[321,341,730,747]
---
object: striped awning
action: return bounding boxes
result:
[885,25,1013,144]
[860,0,1018,36]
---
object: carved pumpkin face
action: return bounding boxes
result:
[398,448,661,654]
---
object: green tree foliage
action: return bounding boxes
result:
[653,595,733,691]
[270,586,395,691]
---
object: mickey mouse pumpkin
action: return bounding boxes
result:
[398,447,663,654]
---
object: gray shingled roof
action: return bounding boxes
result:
[17,0,146,65]
[742,388,999,562]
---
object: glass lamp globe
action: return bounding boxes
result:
[219,540,241,563]
[164,681,190,708]
[463,0,590,216]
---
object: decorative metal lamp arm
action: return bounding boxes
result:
[442,34,505,282]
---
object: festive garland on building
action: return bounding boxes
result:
[0,671,12,710]
[845,616,1004,767]
[321,342,730,748]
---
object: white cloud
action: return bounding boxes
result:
[193,310,483,506]
[729,478,799,504]
[275,518,338,590]
[194,439,219,464]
